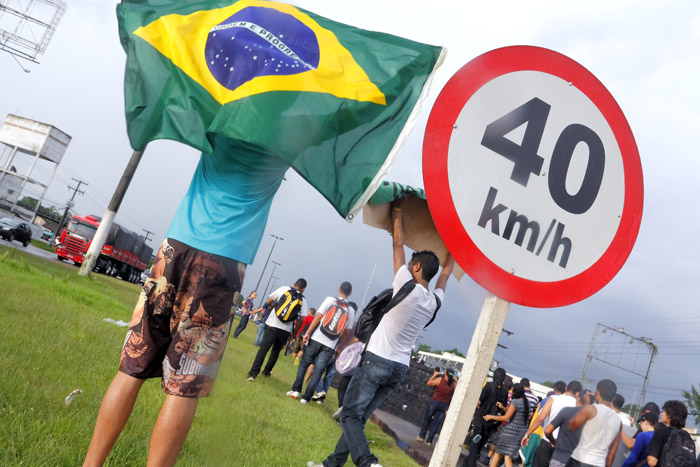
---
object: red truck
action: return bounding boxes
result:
[54,214,153,283]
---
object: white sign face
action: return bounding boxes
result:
[423,46,643,308]
[448,70,625,282]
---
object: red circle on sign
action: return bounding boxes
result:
[423,46,643,308]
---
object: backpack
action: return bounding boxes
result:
[660,427,696,467]
[335,341,364,376]
[274,287,304,322]
[354,280,442,343]
[319,298,351,340]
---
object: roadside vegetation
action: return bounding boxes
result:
[0,246,417,466]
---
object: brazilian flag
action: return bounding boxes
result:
[117,0,445,219]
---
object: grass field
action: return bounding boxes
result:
[0,246,418,466]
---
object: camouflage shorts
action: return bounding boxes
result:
[119,238,245,398]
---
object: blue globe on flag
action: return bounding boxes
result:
[205,6,320,91]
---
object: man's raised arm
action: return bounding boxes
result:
[435,255,454,291]
[391,200,406,274]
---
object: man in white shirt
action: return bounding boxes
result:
[287,281,355,404]
[247,278,308,380]
[309,200,454,467]
[567,379,622,467]
[522,380,582,467]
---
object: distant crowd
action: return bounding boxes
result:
[459,370,698,467]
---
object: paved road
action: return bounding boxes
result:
[0,237,65,263]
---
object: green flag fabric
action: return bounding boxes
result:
[117,0,445,219]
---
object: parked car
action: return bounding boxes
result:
[41,228,54,242]
[0,217,32,247]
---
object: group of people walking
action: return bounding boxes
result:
[83,199,454,467]
[462,371,697,467]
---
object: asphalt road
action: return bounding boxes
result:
[0,236,64,262]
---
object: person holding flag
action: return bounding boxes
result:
[83,1,444,466]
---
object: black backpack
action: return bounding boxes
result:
[354,280,442,343]
[274,287,304,323]
[660,427,696,467]
[319,298,351,340]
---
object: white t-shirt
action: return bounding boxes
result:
[571,403,622,466]
[265,285,308,333]
[546,393,577,439]
[366,265,444,366]
[311,296,356,350]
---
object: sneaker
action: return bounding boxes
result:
[416,436,424,441]
[315,398,325,405]
[332,407,343,421]
[425,441,432,446]
[286,390,300,399]
[247,376,255,382]
[300,398,309,405]
[311,391,327,401]
[370,464,383,467]
[307,462,323,467]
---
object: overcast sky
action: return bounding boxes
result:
[1,0,699,420]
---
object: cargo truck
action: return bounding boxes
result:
[54,214,153,282]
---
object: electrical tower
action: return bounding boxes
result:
[580,323,657,419]
[0,0,67,69]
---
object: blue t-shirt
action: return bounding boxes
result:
[621,430,654,467]
[167,138,289,263]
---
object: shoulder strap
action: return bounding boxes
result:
[424,293,442,328]
[385,280,416,312]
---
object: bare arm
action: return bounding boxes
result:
[427,371,441,387]
[391,201,406,274]
[568,404,595,431]
[522,398,554,446]
[435,254,454,292]
[620,430,635,450]
[303,314,323,344]
[544,423,556,446]
[485,402,516,422]
[605,425,622,467]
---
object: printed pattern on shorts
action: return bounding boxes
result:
[119,238,245,398]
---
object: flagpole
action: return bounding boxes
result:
[79,148,146,277]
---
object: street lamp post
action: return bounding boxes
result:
[260,261,281,305]
[254,234,283,298]
[262,274,280,305]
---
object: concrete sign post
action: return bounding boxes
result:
[423,46,643,465]
[429,295,510,467]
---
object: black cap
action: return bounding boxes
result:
[639,412,659,425]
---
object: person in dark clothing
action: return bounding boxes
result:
[463,367,509,467]
[647,400,690,467]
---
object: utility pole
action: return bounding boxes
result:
[54,178,87,239]
[79,149,145,276]
[254,234,283,302]
[141,228,154,243]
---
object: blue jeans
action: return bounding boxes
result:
[291,340,336,401]
[323,352,408,467]
[233,313,249,338]
[254,322,266,347]
[316,357,337,394]
[419,400,449,443]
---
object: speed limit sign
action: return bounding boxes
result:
[424,46,643,308]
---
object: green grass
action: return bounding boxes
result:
[0,246,417,466]
[30,239,56,253]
